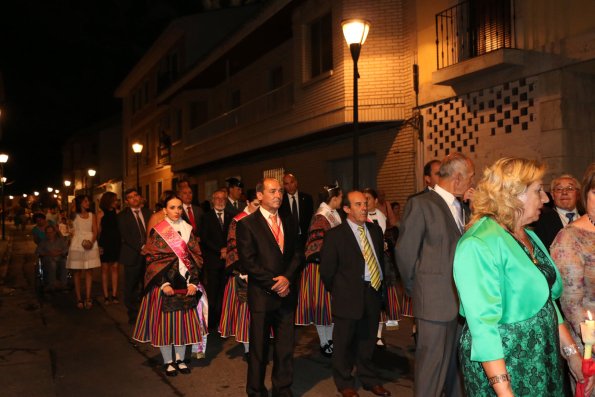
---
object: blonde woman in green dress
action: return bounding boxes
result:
[454,158,593,396]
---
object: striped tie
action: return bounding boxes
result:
[358,225,381,290]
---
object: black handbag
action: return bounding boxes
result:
[161,288,201,312]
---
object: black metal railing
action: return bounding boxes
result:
[436,0,515,69]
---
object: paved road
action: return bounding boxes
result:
[0,225,414,397]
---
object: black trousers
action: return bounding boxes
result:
[247,304,295,397]
[332,285,382,391]
[204,261,225,329]
[123,256,145,320]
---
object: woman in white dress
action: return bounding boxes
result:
[66,195,101,309]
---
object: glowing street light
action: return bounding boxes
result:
[341,18,370,189]
[34,191,39,196]
[47,187,53,193]
[132,142,143,191]
[64,180,71,187]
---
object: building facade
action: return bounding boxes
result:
[117,0,594,210]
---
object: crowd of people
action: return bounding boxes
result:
[26,156,595,397]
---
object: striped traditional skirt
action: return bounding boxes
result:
[295,263,332,326]
[219,276,239,338]
[400,294,414,317]
[380,284,402,322]
[132,286,204,347]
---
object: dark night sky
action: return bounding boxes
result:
[0,1,204,195]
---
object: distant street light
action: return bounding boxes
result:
[64,180,71,187]
[34,191,39,196]
[55,189,59,194]
[342,18,370,189]
[132,142,144,191]
[22,193,27,197]
[87,169,96,196]
[0,153,8,240]
[47,187,53,193]
[8,195,13,200]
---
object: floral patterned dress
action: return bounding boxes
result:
[551,225,595,347]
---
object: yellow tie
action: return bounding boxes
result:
[358,225,381,290]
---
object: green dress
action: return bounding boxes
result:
[458,235,564,396]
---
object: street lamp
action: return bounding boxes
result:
[342,19,370,189]
[0,153,8,240]
[87,169,96,197]
[47,187,53,193]
[34,191,39,196]
[132,142,143,191]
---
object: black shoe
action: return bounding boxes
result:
[164,362,177,377]
[175,360,191,374]
[320,342,333,358]
[243,351,250,362]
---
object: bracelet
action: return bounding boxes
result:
[562,344,580,358]
[488,373,511,386]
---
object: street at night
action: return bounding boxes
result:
[0,223,414,397]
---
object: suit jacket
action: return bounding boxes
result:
[198,209,232,267]
[181,204,203,236]
[395,190,469,322]
[320,221,385,320]
[279,191,314,241]
[236,210,301,312]
[532,206,564,250]
[225,198,246,216]
[117,206,152,267]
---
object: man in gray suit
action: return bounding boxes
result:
[117,188,152,324]
[396,152,474,397]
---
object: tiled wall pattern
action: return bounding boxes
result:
[423,77,537,159]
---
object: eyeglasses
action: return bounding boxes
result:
[553,186,577,193]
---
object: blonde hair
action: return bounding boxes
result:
[469,157,545,231]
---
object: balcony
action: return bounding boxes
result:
[436,0,515,69]
[433,0,523,85]
[185,81,294,146]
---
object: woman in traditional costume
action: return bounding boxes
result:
[132,193,207,377]
[219,189,260,359]
[295,183,342,357]
[363,188,401,349]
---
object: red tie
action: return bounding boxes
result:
[187,206,196,229]
[269,214,284,252]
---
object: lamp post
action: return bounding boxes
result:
[342,19,370,190]
[0,153,8,240]
[132,142,144,191]
[87,169,96,197]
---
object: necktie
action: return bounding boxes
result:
[290,195,299,232]
[187,206,196,228]
[358,226,381,290]
[566,212,575,224]
[269,214,284,251]
[133,210,146,240]
[453,199,464,233]
[217,211,224,229]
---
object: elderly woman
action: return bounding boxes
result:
[132,193,207,377]
[552,163,595,354]
[453,158,593,396]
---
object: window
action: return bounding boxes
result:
[172,108,183,141]
[157,181,162,200]
[263,167,285,182]
[269,66,283,90]
[230,90,241,110]
[145,184,150,209]
[309,13,333,78]
[189,101,208,129]
[157,52,179,93]
[329,154,376,192]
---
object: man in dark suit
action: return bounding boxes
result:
[198,188,233,330]
[320,190,391,397]
[396,152,474,397]
[533,174,581,249]
[179,184,203,236]
[236,177,300,397]
[117,188,152,324]
[225,177,247,215]
[279,173,314,253]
